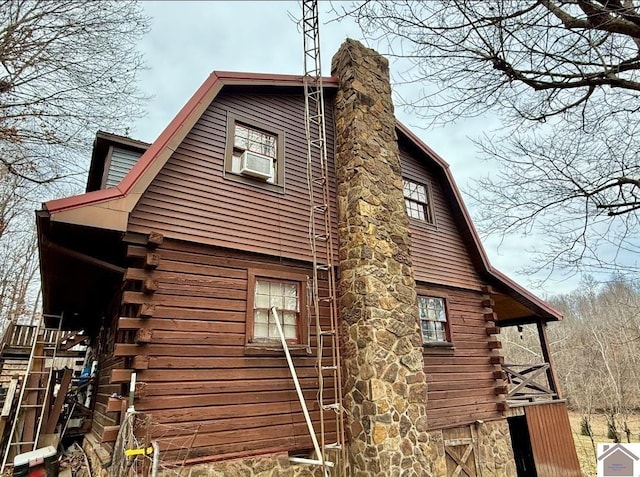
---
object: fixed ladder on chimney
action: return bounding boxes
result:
[1,315,62,472]
[301,0,346,475]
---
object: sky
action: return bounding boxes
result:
[130,1,583,297]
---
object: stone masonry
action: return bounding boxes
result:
[332,39,433,477]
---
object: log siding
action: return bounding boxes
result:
[418,283,503,430]
[121,87,503,453]
[110,239,335,458]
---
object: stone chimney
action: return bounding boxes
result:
[332,39,434,476]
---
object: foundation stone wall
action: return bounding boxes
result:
[474,419,517,477]
[180,453,322,477]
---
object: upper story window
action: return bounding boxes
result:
[246,269,308,350]
[418,296,449,343]
[403,179,434,224]
[225,113,285,188]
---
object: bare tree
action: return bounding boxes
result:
[0,0,149,185]
[339,1,640,276]
[0,1,149,327]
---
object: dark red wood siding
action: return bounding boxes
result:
[128,89,337,263]
[418,283,502,430]
[112,239,335,458]
[400,142,483,290]
[122,87,504,448]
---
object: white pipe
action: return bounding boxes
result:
[289,457,334,467]
[128,372,136,412]
[270,307,328,468]
[151,441,160,477]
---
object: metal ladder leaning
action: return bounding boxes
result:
[1,315,62,472]
[302,0,346,475]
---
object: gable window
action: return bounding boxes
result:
[225,113,285,188]
[403,179,434,224]
[246,269,308,350]
[418,296,449,343]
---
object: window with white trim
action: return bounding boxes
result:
[418,296,449,343]
[246,269,308,347]
[403,179,434,223]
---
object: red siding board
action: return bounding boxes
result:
[421,284,503,429]
[129,91,337,264]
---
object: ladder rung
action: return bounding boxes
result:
[319,330,335,336]
[325,443,342,450]
[23,387,47,391]
[313,205,328,214]
[312,177,326,186]
[21,404,43,409]
[314,234,328,242]
[316,264,330,271]
[28,371,50,375]
[321,365,337,371]
[11,441,35,446]
[322,403,341,411]
[318,296,333,302]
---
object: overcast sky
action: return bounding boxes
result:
[130,1,584,297]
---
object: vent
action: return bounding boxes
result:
[240,151,273,180]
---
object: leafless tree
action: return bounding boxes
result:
[338,1,640,276]
[0,1,149,326]
[0,0,149,185]
[0,167,40,327]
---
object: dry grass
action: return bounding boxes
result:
[568,411,640,476]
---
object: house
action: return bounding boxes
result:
[36,39,581,476]
[598,444,640,477]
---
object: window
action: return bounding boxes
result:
[403,179,434,223]
[418,296,449,343]
[225,113,285,187]
[246,269,308,348]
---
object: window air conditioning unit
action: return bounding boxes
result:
[240,150,273,180]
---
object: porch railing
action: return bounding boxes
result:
[502,363,559,403]
[0,323,62,351]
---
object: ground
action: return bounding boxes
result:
[568,411,640,477]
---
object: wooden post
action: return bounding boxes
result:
[537,320,561,399]
[44,368,73,434]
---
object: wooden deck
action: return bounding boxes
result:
[0,322,85,358]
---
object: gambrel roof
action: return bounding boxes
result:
[38,71,561,325]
